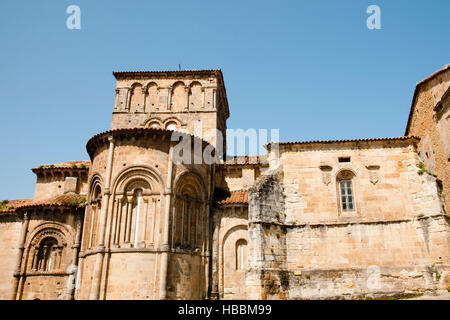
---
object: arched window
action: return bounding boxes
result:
[171,173,205,251]
[165,121,177,130]
[111,173,159,249]
[145,82,158,111]
[147,120,161,129]
[336,170,356,213]
[235,239,247,270]
[189,81,202,109]
[36,237,59,271]
[171,82,186,111]
[130,83,144,112]
[87,184,102,249]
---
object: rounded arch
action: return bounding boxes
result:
[26,225,69,273]
[335,168,357,180]
[26,222,71,249]
[171,170,208,251]
[171,80,185,89]
[164,117,182,130]
[335,168,358,214]
[222,224,248,247]
[220,224,248,299]
[143,117,164,129]
[111,165,165,197]
[188,80,202,88]
[144,81,158,91]
[108,166,165,249]
[88,173,103,188]
[173,170,207,201]
[131,82,143,89]
[88,173,103,204]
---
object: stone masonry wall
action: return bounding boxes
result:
[247,169,289,299]
[0,215,21,299]
[407,68,450,210]
[248,140,450,299]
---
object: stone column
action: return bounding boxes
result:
[90,135,115,300]
[125,196,134,244]
[142,198,149,245]
[204,202,210,297]
[210,212,220,299]
[201,88,205,109]
[181,199,185,247]
[11,211,30,300]
[187,201,191,247]
[31,248,38,271]
[141,87,147,113]
[159,144,174,299]
[170,200,176,248]
[167,87,172,110]
[66,211,84,300]
[150,198,157,246]
[126,88,132,111]
[212,89,217,109]
[114,89,119,111]
[185,86,190,110]
[115,197,124,245]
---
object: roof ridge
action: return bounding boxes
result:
[266,136,419,148]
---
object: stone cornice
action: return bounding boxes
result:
[86,127,213,159]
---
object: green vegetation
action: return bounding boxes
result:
[442,205,449,219]
[0,200,14,211]
[71,164,78,169]
[71,197,87,207]
[417,162,437,177]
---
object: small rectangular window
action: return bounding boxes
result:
[338,157,351,163]
[340,180,355,212]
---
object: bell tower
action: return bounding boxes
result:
[111,69,229,154]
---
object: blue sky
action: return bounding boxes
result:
[0,0,449,200]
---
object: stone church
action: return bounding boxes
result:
[0,65,449,300]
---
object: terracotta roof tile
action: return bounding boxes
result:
[0,198,32,213]
[266,136,420,150]
[32,160,90,171]
[15,194,86,210]
[218,190,248,205]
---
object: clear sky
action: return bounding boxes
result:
[0,0,449,200]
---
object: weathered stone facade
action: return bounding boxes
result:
[405,64,450,210]
[0,66,448,299]
[247,138,449,299]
